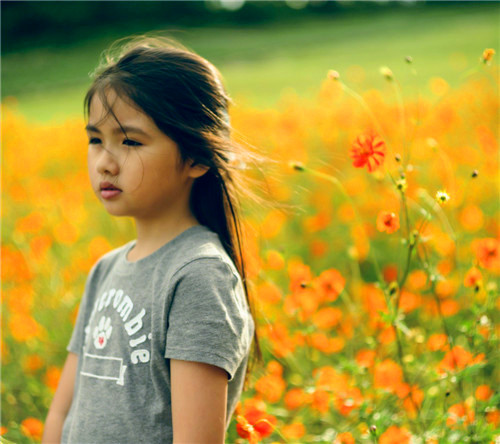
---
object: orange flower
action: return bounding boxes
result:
[350,129,386,172]
[294,287,322,322]
[374,359,403,392]
[30,235,52,261]
[9,313,42,342]
[265,322,296,358]
[407,269,427,291]
[472,237,500,271]
[311,389,331,413]
[334,386,363,415]
[383,264,398,282]
[334,431,355,444]
[440,299,460,317]
[356,349,376,368]
[398,290,421,313]
[396,383,424,416]
[376,211,400,234]
[266,360,283,377]
[446,402,475,428]
[284,387,310,410]
[20,417,44,440]
[314,366,350,392]
[256,281,282,305]
[24,354,44,373]
[45,366,62,393]
[311,307,342,329]
[427,333,448,352]
[464,266,482,288]
[236,415,260,444]
[459,204,484,231]
[437,345,484,374]
[486,408,499,428]
[378,325,396,344]
[362,284,388,324]
[281,422,305,440]
[288,260,313,293]
[15,211,45,234]
[379,425,411,444]
[236,404,277,442]
[0,426,7,435]
[314,268,345,302]
[265,249,285,270]
[255,374,286,403]
[475,384,493,401]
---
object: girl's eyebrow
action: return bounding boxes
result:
[85,124,150,138]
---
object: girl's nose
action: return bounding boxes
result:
[95,147,120,176]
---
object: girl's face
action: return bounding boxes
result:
[86,89,208,220]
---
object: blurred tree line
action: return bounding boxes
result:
[1,0,474,53]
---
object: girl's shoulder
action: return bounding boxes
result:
[167,225,237,276]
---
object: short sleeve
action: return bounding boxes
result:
[164,257,253,381]
[66,262,101,355]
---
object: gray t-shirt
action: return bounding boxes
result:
[61,224,255,444]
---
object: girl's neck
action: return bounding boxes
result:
[128,216,201,262]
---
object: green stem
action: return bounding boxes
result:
[392,78,407,161]
[338,81,395,158]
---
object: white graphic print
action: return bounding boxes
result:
[80,352,127,386]
[80,288,152,386]
[93,315,113,349]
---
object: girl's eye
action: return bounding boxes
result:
[123,139,142,147]
[89,138,101,145]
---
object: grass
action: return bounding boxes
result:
[1,3,498,123]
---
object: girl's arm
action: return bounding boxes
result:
[170,359,228,444]
[42,352,79,444]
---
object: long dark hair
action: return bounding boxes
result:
[83,34,291,390]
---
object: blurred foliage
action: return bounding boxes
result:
[2,2,498,122]
[1,0,493,53]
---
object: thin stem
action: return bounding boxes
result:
[302,166,385,286]
[404,60,422,169]
[338,81,395,158]
[392,77,407,161]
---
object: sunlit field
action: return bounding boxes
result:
[1,50,499,443]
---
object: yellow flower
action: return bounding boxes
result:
[436,189,450,205]
[396,178,407,193]
[482,48,495,63]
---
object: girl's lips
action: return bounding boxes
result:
[101,189,122,199]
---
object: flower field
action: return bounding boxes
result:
[1,50,499,443]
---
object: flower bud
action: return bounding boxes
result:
[328,70,340,80]
[379,66,393,81]
[289,161,305,172]
[482,48,495,64]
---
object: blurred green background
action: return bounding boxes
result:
[1,0,499,123]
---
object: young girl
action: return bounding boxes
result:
[42,35,275,443]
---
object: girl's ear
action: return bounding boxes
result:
[189,160,210,179]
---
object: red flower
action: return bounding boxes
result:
[235,402,277,443]
[471,237,500,271]
[463,266,482,288]
[350,129,386,172]
[376,211,400,234]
